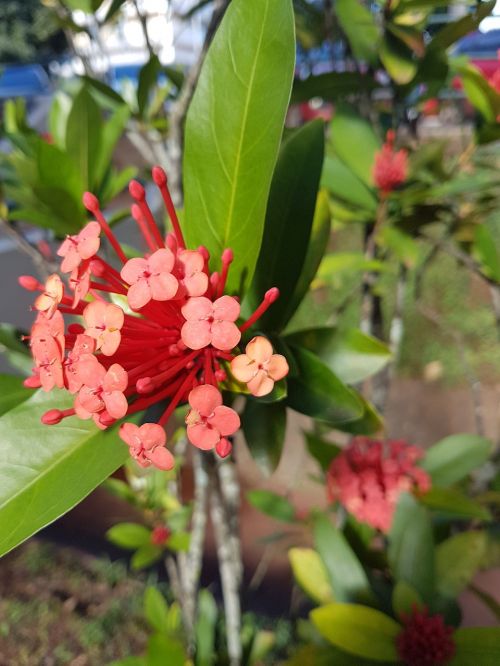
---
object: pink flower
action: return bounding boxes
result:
[69,263,91,307]
[64,334,96,393]
[34,274,63,318]
[74,361,128,421]
[120,248,178,310]
[31,330,64,392]
[175,249,208,297]
[185,385,240,450]
[231,336,288,396]
[181,296,241,351]
[373,131,408,194]
[83,301,124,355]
[327,437,431,533]
[57,221,100,273]
[119,422,174,470]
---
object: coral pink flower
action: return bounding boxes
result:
[57,221,101,273]
[396,607,455,666]
[64,334,96,393]
[31,332,64,391]
[83,301,124,355]
[69,263,91,307]
[185,385,240,450]
[119,423,174,470]
[175,250,208,297]
[75,361,128,421]
[231,336,289,396]
[327,437,431,533]
[373,130,408,194]
[34,274,63,318]
[181,296,241,351]
[120,248,178,310]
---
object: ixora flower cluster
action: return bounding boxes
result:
[397,606,456,666]
[20,167,289,471]
[373,129,408,195]
[326,436,431,532]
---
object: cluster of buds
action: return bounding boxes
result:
[326,436,431,532]
[373,129,408,195]
[21,167,289,470]
[396,607,456,666]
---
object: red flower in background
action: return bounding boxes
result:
[326,436,431,532]
[373,130,408,195]
[397,607,456,666]
[21,167,288,470]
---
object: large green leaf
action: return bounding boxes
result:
[304,431,341,472]
[330,104,381,187]
[0,323,32,375]
[0,389,129,557]
[436,531,488,599]
[388,493,434,602]
[247,489,295,522]
[93,104,131,190]
[195,589,218,666]
[248,120,324,330]
[137,55,161,117]
[0,375,31,416]
[286,345,364,425]
[242,400,286,476]
[321,155,377,211]
[183,0,295,293]
[292,72,377,103]
[430,0,495,51]
[336,0,381,64]
[285,327,391,384]
[314,514,372,604]
[380,32,418,85]
[474,224,500,282]
[144,586,170,634]
[420,487,492,522]
[392,581,424,619]
[420,434,492,487]
[289,547,334,604]
[451,628,500,666]
[65,86,102,192]
[310,604,399,662]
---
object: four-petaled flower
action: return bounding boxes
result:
[119,423,174,470]
[64,334,96,394]
[120,248,178,310]
[185,384,240,450]
[175,250,209,297]
[181,296,241,351]
[231,336,289,396]
[57,221,101,273]
[83,301,124,355]
[34,274,63,318]
[74,360,128,424]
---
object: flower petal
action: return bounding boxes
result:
[267,354,289,381]
[149,272,178,301]
[210,405,240,436]
[188,384,222,416]
[127,280,151,310]
[103,364,128,392]
[181,320,211,350]
[211,321,241,351]
[181,296,212,321]
[213,295,240,322]
[103,390,128,419]
[245,336,273,363]
[230,354,257,383]
[139,423,167,450]
[100,329,121,356]
[247,372,274,397]
[187,423,220,450]
[120,257,148,284]
[119,422,140,447]
[78,221,101,259]
[146,446,175,471]
[184,272,208,297]
[148,248,175,274]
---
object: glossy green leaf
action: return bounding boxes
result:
[292,71,377,103]
[430,1,495,51]
[167,531,190,552]
[380,32,418,85]
[0,323,32,375]
[144,586,169,633]
[146,634,185,666]
[420,487,492,522]
[103,0,129,23]
[196,589,218,666]
[286,327,391,384]
[336,0,380,64]
[106,523,151,550]
[314,514,372,604]
[137,55,161,117]
[131,543,162,570]
[248,119,324,330]
[389,493,434,602]
[310,604,399,662]
[304,431,341,472]
[421,434,492,486]
[61,0,103,11]
[289,547,334,604]
[474,224,500,282]
[247,489,295,523]
[387,23,424,57]
[392,581,424,619]
[0,375,31,416]
[451,628,500,666]
[0,389,129,557]
[317,252,385,277]
[330,104,381,187]
[286,345,364,425]
[436,531,488,598]
[93,104,131,190]
[285,643,385,666]
[183,0,295,293]
[338,397,383,436]
[65,86,102,191]
[321,155,377,211]
[242,400,286,476]
[454,61,500,123]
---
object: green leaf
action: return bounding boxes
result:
[430,1,495,51]
[310,604,399,662]
[380,32,418,85]
[474,224,500,282]
[103,0,128,23]
[248,119,324,330]
[0,375,31,416]
[144,586,169,633]
[321,155,377,211]
[183,0,295,293]
[137,55,161,117]
[454,61,500,123]
[0,323,32,375]
[420,487,492,522]
[292,71,377,104]
[285,643,383,666]
[196,589,218,666]
[337,397,383,436]
[392,581,424,619]
[167,531,190,552]
[131,543,162,570]
[289,547,334,604]
[304,431,341,472]
[421,434,492,486]
[317,252,385,277]
[336,0,380,64]
[0,389,129,557]
[93,104,131,190]
[285,327,391,384]
[106,522,151,550]
[452,627,500,665]
[314,514,372,604]
[242,400,286,476]
[389,493,434,602]
[65,86,102,191]
[329,104,381,187]
[48,93,72,149]
[436,531,488,599]
[146,634,185,666]
[286,345,364,425]
[247,489,295,523]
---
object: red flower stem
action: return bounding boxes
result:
[215,351,235,361]
[217,249,233,298]
[239,288,279,333]
[158,363,200,426]
[131,203,158,252]
[89,281,127,295]
[152,168,185,249]
[204,349,216,386]
[126,348,178,380]
[127,373,186,415]
[144,349,199,387]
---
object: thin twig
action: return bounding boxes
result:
[216,455,243,585]
[0,217,55,279]
[132,0,156,59]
